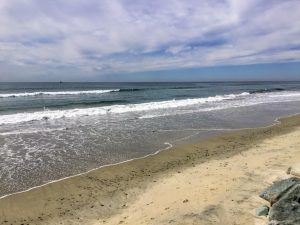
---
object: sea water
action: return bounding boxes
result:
[0,81,300,197]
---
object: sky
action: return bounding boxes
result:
[0,0,299,82]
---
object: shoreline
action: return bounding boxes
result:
[1,113,300,224]
[0,141,174,200]
[0,112,293,200]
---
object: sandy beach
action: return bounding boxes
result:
[1,0,300,224]
[1,114,300,225]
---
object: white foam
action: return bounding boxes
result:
[0,93,249,125]
[0,128,65,136]
[0,89,119,98]
[269,92,300,97]
[138,91,300,119]
[0,141,174,200]
[139,106,224,119]
[2,112,300,200]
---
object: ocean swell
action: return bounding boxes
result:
[250,88,285,94]
[0,89,119,98]
[0,92,249,125]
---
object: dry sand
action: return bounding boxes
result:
[1,115,300,225]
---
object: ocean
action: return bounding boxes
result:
[1,81,300,197]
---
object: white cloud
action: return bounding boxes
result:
[0,0,299,80]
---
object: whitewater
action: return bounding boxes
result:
[0,89,119,98]
[1,82,300,197]
[0,92,250,125]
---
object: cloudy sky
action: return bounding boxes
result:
[0,0,299,81]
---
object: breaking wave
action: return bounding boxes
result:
[0,89,119,98]
[0,92,249,125]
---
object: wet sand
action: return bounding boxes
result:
[1,114,300,225]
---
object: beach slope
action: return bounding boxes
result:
[1,115,300,225]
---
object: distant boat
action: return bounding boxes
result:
[59,80,63,84]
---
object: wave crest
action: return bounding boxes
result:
[0,92,249,125]
[0,89,119,98]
